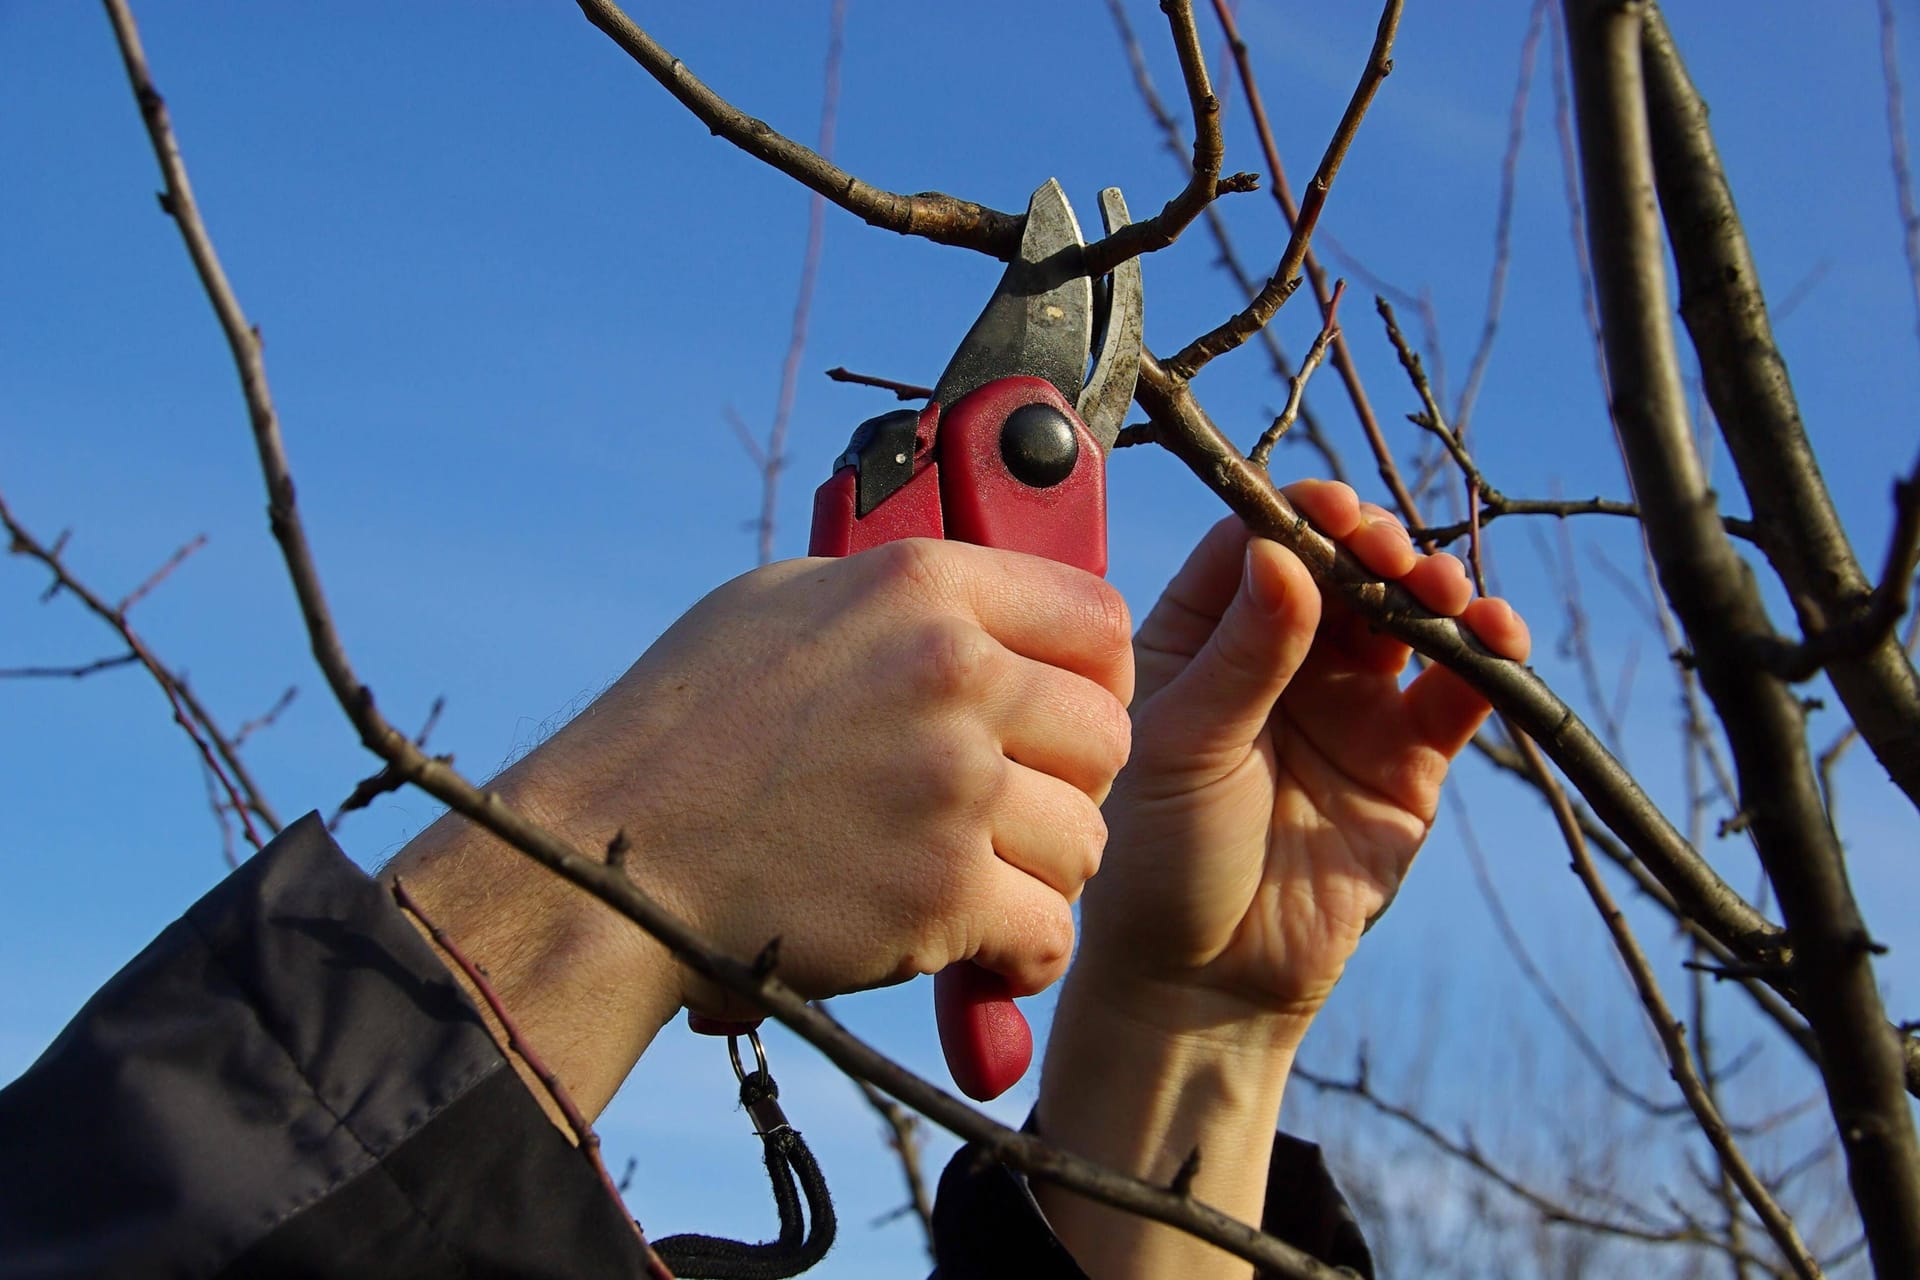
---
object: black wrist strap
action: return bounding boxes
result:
[652,1053,836,1279]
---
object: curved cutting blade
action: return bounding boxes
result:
[1076,188,1143,454]
[931,179,1093,411]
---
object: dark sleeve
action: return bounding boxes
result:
[0,813,648,1280]
[929,1128,1373,1279]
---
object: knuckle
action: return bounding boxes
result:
[907,616,998,703]
[1027,900,1076,986]
[1082,579,1135,666]
[1067,802,1108,892]
[1092,689,1134,779]
[912,731,1005,815]
[867,537,957,602]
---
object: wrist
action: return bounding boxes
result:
[383,770,685,1122]
[1058,952,1317,1063]
[1033,966,1302,1278]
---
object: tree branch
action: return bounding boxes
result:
[1103,0,1350,484]
[1135,351,1784,969]
[1,489,279,856]
[1080,1,1260,278]
[1163,0,1402,381]
[1201,0,1410,513]
[1640,2,1920,812]
[1565,3,1920,1269]
[102,5,1344,1273]
[574,0,1019,257]
[1249,279,1344,469]
[823,366,931,401]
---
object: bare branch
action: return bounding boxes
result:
[0,652,139,680]
[101,6,1348,1273]
[117,532,207,613]
[1451,790,1684,1119]
[823,366,930,401]
[1504,727,1819,1279]
[1879,0,1920,350]
[1454,0,1549,438]
[575,0,1018,257]
[1764,455,1920,682]
[1,489,279,854]
[1250,280,1344,469]
[1164,0,1402,380]
[1294,1056,1793,1273]
[1641,3,1920,813]
[230,685,297,748]
[1413,496,1759,549]
[1135,352,1784,967]
[1568,3,1920,1267]
[1103,0,1350,483]
[1080,1,1260,278]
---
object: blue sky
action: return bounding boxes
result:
[4,3,1918,1273]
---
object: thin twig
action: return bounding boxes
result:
[1451,790,1683,1118]
[747,0,845,567]
[1453,0,1548,438]
[231,685,297,748]
[1879,0,1920,352]
[1413,496,1759,548]
[1164,0,1402,380]
[1104,0,1349,482]
[0,652,139,679]
[1,490,278,855]
[117,532,207,613]
[1505,730,1821,1280]
[1293,1056,1791,1273]
[1080,0,1259,278]
[1250,280,1344,468]
[824,366,931,401]
[1203,0,1411,512]
[576,0,1018,256]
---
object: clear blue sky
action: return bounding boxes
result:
[4,3,1917,1273]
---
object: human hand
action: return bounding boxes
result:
[502,538,1132,1017]
[1073,481,1531,1051]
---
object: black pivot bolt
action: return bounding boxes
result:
[999,403,1079,489]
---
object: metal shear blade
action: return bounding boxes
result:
[930,180,1142,453]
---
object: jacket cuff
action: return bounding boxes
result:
[930,1121,1373,1278]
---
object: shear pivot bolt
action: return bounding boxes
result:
[1000,404,1078,489]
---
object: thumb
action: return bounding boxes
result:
[1142,537,1320,766]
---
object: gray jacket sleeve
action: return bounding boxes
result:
[0,813,648,1280]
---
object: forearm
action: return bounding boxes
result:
[1033,969,1304,1279]
[381,758,685,1126]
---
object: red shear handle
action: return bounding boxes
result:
[807,380,1106,1102]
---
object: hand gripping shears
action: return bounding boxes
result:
[812,180,1144,1100]
[690,181,1140,1101]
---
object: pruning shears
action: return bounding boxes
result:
[815,180,1144,1100]
[691,180,1141,1102]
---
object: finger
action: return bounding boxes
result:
[1402,662,1497,758]
[989,763,1107,900]
[1400,600,1530,755]
[996,656,1132,800]
[1281,477,1362,536]
[1398,552,1474,617]
[966,863,1077,996]
[1132,516,1255,668]
[904,540,1137,704]
[1463,595,1532,661]
[1343,507,1419,580]
[1143,536,1322,768]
